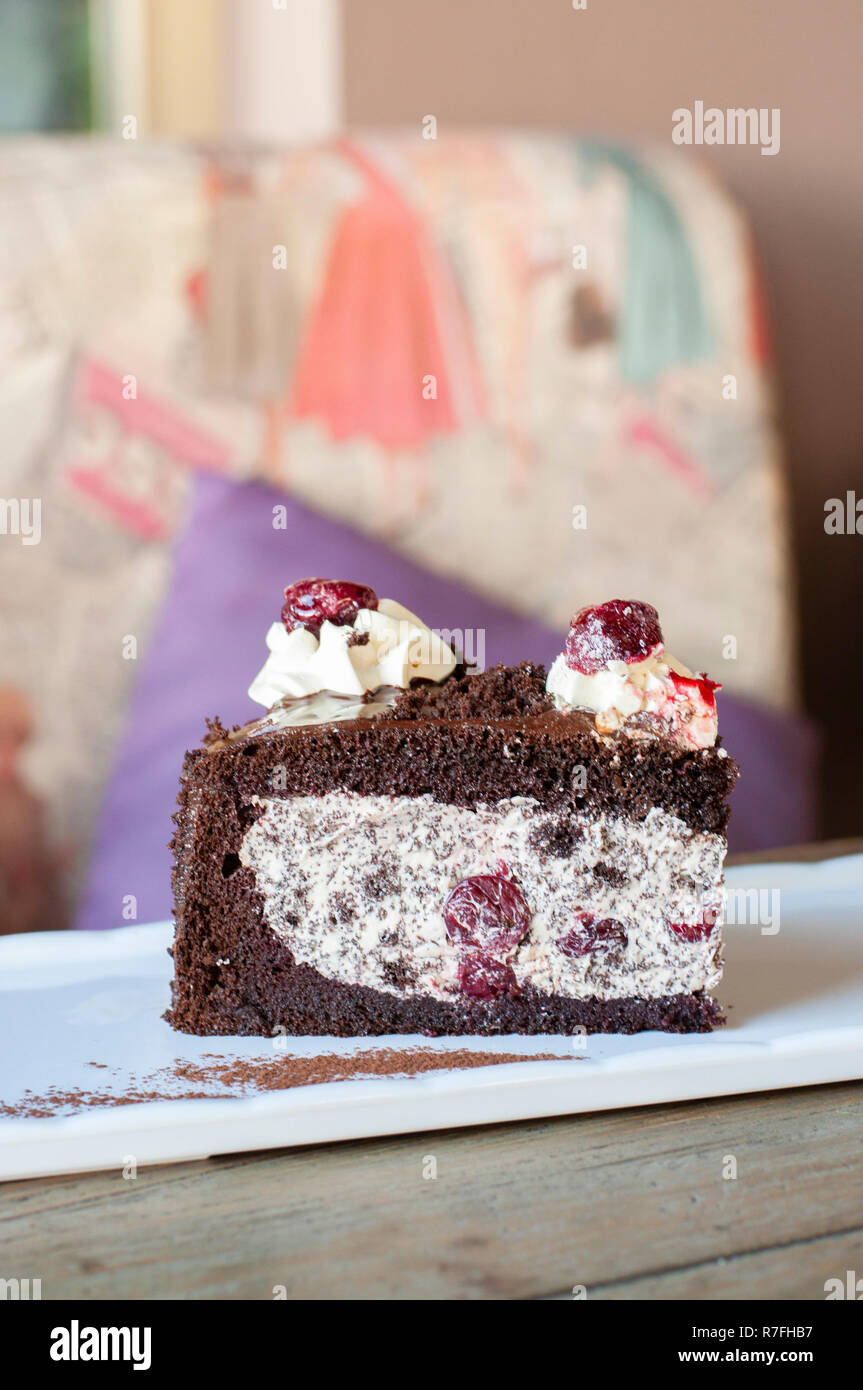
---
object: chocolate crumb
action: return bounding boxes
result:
[203,716,230,745]
[329,892,356,924]
[529,820,585,858]
[384,663,553,722]
[592,861,628,887]
[381,961,417,990]
[363,867,400,900]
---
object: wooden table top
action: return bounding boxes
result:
[3,839,862,1301]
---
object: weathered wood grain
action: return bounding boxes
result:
[3,1082,862,1300]
[546,1227,863,1301]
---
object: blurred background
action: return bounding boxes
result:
[0,0,859,934]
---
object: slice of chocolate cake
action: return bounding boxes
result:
[167,585,738,1037]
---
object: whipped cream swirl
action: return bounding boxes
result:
[249,599,457,707]
[547,650,719,749]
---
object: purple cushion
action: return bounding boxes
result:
[74,475,819,930]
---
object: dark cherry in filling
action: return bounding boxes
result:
[558,912,628,958]
[445,864,531,999]
[668,907,719,943]
[457,954,519,1001]
[444,865,532,956]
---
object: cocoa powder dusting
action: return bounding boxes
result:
[0,1048,575,1119]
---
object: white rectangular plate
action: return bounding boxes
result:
[2,857,862,1181]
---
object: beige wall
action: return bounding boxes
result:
[344,0,861,486]
[344,0,863,833]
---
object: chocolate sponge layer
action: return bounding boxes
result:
[168,925,724,1038]
[198,664,737,833]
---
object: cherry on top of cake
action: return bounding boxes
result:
[548,599,720,749]
[564,599,662,672]
[248,578,458,710]
[281,578,379,638]
[242,580,720,752]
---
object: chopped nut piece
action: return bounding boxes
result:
[594,708,622,734]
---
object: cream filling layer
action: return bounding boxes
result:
[239,792,726,1003]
